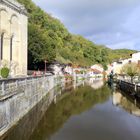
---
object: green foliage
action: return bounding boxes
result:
[108,49,137,62]
[121,63,140,83]
[28,24,56,62]
[1,67,10,78]
[17,0,137,69]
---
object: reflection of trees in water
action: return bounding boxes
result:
[113,91,140,117]
[29,85,111,140]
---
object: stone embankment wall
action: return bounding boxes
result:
[118,80,140,97]
[0,75,63,136]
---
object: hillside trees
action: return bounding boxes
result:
[17,0,137,69]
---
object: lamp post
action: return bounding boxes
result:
[44,60,47,74]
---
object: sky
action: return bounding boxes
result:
[32,0,140,50]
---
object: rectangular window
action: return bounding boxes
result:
[10,37,13,61]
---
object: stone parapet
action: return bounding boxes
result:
[0,0,27,16]
[0,75,65,137]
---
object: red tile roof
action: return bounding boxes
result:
[90,68,102,74]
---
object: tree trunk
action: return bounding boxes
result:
[131,76,133,83]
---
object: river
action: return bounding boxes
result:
[2,79,140,140]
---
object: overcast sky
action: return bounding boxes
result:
[32,0,140,50]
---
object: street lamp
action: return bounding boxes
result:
[44,60,47,74]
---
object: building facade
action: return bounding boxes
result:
[0,0,28,77]
[131,52,140,64]
[112,52,140,74]
[87,64,104,78]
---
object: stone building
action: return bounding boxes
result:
[0,0,28,77]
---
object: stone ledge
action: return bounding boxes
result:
[0,0,27,16]
[0,92,18,101]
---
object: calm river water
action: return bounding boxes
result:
[2,79,140,140]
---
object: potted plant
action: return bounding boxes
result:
[1,67,10,78]
[0,60,10,78]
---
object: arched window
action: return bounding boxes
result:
[10,15,19,61]
[0,9,9,61]
[0,33,4,60]
[10,35,14,61]
[10,15,19,39]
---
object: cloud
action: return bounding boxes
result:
[32,0,140,50]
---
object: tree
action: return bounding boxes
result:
[17,0,137,69]
[28,24,56,69]
[121,63,140,83]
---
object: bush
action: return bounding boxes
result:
[1,67,10,78]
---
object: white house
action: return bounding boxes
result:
[48,62,64,75]
[131,52,140,64]
[112,58,131,74]
[112,52,140,74]
[91,64,104,72]
[87,64,104,78]
[64,65,73,75]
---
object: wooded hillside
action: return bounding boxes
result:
[17,0,137,70]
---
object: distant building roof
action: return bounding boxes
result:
[90,68,102,74]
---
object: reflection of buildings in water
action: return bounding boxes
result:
[86,78,104,89]
[113,91,140,117]
[112,92,122,106]
[131,110,140,117]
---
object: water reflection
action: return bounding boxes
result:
[85,78,104,89]
[2,80,140,140]
[113,91,140,117]
[2,80,110,140]
[28,81,110,140]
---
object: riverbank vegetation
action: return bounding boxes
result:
[121,63,140,83]
[17,0,137,70]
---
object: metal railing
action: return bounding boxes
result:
[119,80,140,96]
